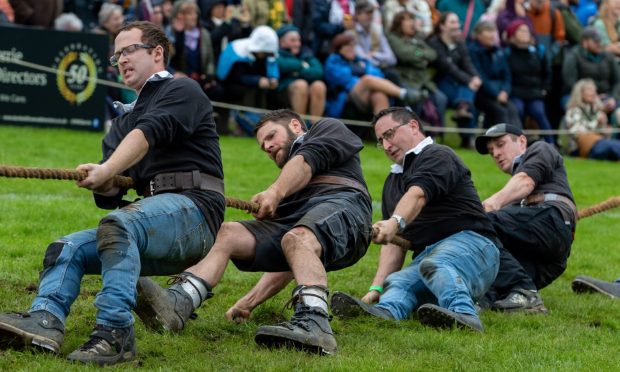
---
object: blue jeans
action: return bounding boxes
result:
[30,194,214,328]
[375,230,499,320]
[588,139,620,161]
[511,97,554,144]
[437,76,475,107]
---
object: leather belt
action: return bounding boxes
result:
[522,193,577,222]
[144,171,224,197]
[308,175,369,197]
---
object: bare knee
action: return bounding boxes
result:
[289,79,309,94]
[309,81,326,96]
[281,227,322,258]
[212,222,255,256]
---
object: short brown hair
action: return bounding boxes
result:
[390,10,415,36]
[254,109,307,135]
[371,107,424,134]
[117,21,171,66]
[331,32,356,53]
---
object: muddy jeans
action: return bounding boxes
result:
[30,194,214,328]
[375,230,499,320]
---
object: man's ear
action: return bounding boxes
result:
[154,45,165,64]
[290,118,304,135]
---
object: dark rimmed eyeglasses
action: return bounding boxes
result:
[109,44,155,66]
[376,123,407,148]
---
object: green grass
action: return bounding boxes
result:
[0,125,619,371]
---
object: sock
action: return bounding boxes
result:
[177,272,213,309]
[399,88,407,99]
[293,285,329,313]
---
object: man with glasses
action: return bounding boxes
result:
[331,107,500,332]
[0,21,225,366]
[134,109,372,355]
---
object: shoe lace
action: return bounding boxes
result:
[166,274,185,285]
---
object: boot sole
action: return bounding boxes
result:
[135,279,183,333]
[0,322,61,353]
[255,329,336,356]
[418,305,483,332]
[67,348,136,366]
[495,303,549,315]
[572,279,619,299]
[330,292,366,318]
[330,292,391,320]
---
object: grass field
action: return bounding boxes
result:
[0,125,619,371]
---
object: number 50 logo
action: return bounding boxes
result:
[54,43,102,105]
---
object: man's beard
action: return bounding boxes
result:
[275,128,298,168]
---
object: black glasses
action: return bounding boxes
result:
[376,123,407,148]
[110,44,155,66]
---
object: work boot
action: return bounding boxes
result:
[134,273,212,333]
[493,288,548,314]
[0,310,64,353]
[67,324,136,366]
[417,304,483,332]
[330,291,393,320]
[255,285,337,355]
[572,275,620,299]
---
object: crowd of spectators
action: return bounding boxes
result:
[1,0,619,156]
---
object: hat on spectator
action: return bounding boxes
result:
[172,0,199,19]
[276,24,299,39]
[98,3,123,26]
[355,0,375,13]
[581,26,602,42]
[505,19,528,39]
[331,32,356,52]
[247,26,279,55]
[475,123,524,154]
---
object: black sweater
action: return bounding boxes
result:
[95,77,225,233]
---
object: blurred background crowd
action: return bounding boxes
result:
[1,0,620,160]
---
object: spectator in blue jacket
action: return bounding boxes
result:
[469,20,521,128]
[216,25,280,110]
[276,24,326,117]
[324,33,424,119]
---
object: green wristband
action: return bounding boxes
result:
[369,285,383,294]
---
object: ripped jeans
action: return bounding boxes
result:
[375,230,499,320]
[30,194,214,328]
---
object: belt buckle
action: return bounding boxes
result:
[520,198,526,208]
[149,179,155,196]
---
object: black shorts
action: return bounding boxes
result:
[232,191,372,273]
[487,204,573,289]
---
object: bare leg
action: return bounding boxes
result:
[309,80,327,117]
[226,271,294,322]
[287,79,309,114]
[185,222,256,287]
[280,226,326,286]
[352,75,402,98]
[370,91,390,114]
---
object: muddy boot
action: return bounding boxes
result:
[0,310,64,353]
[418,304,483,332]
[493,288,548,314]
[572,275,620,299]
[255,285,337,355]
[67,324,135,366]
[134,273,213,333]
[330,291,393,320]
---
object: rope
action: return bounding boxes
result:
[0,165,257,213]
[577,196,620,220]
[3,165,620,250]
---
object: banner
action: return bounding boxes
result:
[0,25,109,130]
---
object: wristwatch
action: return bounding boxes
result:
[390,214,406,233]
